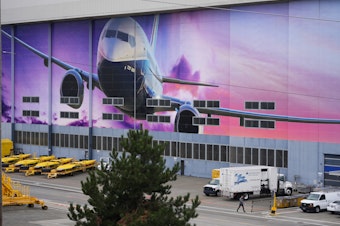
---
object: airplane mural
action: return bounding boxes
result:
[2,12,340,135]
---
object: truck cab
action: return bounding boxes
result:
[203,178,221,196]
[278,174,293,196]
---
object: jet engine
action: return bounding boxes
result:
[60,69,84,109]
[174,104,200,133]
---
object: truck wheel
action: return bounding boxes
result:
[216,190,221,197]
[286,188,292,196]
[315,206,320,213]
[204,193,209,196]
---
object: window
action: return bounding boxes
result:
[60,111,79,119]
[146,98,170,107]
[207,100,219,108]
[180,142,186,158]
[221,145,228,162]
[252,148,259,165]
[245,101,275,110]
[23,97,30,102]
[103,97,124,106]
[213,145,219,161]
[107,137,112,151]
[186,143,192,159]
[102,137,108,150]
[147,115,170,123]
[244,119,275,129]
[171,141,177,157]
[103,113,124,121]
[74,135,79,148]
[268,149,274,166]
[23,96,39,103]
[96,136,102,150]
[230,146,236,163]
[193,100,220,108]
[60,97,79,104]
[207,118,219,126]
[163,141,170,156]
[245,120,259,128]
[237,147,243,164]
[207,144,213,160]
[199,144,205,160]
[194,143,199,159]
[261,102,275,110]
[260,149,267,166]
[260,120,275,128]
[245,148,251,164]
[284,150,288,168]
[245,102,259,109]
[276,150,283,167]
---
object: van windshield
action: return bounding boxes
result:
[307,194,320,200]
[209,179,220,185]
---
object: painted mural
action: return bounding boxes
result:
[2,1,340,143]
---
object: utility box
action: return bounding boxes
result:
[2,139,14,157]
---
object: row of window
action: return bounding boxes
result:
[22,96,276,129]
[14,130,288,168]
[20,110,270,128]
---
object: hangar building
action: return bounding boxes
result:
[1,0,340,187]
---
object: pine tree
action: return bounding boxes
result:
[68,126,201,226]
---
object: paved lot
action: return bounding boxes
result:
[3,173,210,226]
[1,173,313,226]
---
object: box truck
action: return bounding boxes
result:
[300,190,340,213]
[220,166,293,200]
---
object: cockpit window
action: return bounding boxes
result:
[117,31,129,42]
[105,29,135,47]
[105,30,117,38]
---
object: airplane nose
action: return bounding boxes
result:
[98,59,134,98]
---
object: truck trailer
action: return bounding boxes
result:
[220,166,293,200]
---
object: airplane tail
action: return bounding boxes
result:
[150,14,159,52]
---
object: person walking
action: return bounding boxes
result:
[237,195,246,212]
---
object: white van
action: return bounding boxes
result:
[300,191,340,213]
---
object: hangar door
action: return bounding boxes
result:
[324,154,340,187]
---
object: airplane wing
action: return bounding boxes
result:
[1,30,100,89]
[162,77,218,87]
[196,107,340,124]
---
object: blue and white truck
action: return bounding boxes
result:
[220,166,293,200]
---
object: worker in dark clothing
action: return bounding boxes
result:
[237,195,246,212]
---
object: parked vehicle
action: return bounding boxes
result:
[220,166,293,200]
[203,178,221,196]
[97,157,112,170]
[300,191,340,213]
[327,200,340,214]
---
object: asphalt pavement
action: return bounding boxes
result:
[2,173,210,226]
